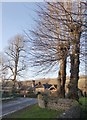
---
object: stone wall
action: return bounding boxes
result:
[46,98,79,111]
[37,94,81,118]
[47,98,78,110]
[38,94,79,111]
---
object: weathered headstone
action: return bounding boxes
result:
[37,93,45,108]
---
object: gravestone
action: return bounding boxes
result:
[37,93,45,108]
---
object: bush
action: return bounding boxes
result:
[27,91,37,98]
[2,91,13,98]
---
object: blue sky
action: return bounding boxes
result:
[0,3,2,51]
[1,2,58,80]
[0,2,85,80]
[1,2,38,51]
[1,2,44,80]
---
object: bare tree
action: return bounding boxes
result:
[0,53,9,87]
[26,1,86,99]
[63,1,86,100]
[4,34,27,94]
[26,2,70,97]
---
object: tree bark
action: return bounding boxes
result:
[69,41,80,100]
[12,47,19,95]
[57,58,66,98]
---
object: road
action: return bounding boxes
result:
[0,97,37,118]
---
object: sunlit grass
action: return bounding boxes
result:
[5,104,63,119]
[79,97,87,109]
[79,97,87,119]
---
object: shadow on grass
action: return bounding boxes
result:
[3,104,63,119]
[79,97,87,119]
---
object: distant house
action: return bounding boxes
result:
[34,81,57,96]
[48,85,57,92]
[48,85,58,96]
[43,83,52,89]
[19,86,29,97]
[35,82,45,94]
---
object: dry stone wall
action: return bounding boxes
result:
[47,98,79,111]
[37,94,81,118]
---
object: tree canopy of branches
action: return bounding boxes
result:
[2,34,28,93]
[26,1,86,99]
[0,53,9,87]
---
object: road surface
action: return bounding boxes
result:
[0,97,37,118]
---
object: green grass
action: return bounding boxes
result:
[79,97,87,110]
[79,97,87,119]
[79,97,87,104]
[4,104,63,119]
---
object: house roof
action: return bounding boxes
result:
[48,85,57,90]
[43,84,52,89]
[35,84,44,88]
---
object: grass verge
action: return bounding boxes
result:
[79,97,87,119]
[3,104,63,119]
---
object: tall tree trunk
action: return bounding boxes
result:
[68,21,81,100]
[12,49,19,96]
[69,41,80,100]
[57,58,66,98]
[12,79,16,96]
[12,72,17,96]
[60,58,66,98]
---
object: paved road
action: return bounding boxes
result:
[1,97,37,117]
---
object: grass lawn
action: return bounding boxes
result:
[79,97,87,119]
[79,97,87,109]
[4,104,63,119]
